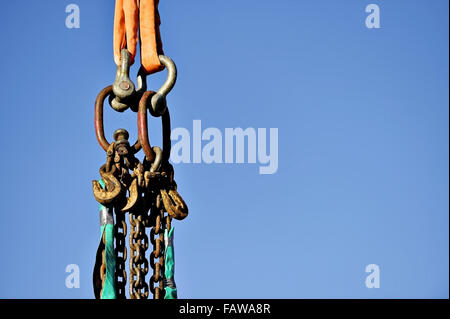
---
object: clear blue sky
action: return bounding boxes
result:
[0,1,448,298]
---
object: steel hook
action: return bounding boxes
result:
[92,165,122,205]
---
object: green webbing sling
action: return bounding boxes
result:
[96,180,117,299]
[164,227,177,299]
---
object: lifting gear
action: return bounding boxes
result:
[91,0,188,299]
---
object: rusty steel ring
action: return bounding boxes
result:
[137,90,171,163]
[95,85,141,153]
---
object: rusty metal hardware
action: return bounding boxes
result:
[149,210,166,299]
[93,129,144,213]
[93,50,186,300]
[129,208,150,299]
[159,163,188,220]
[161,188,188,221]
[113,129,131,156]
[138,91,172,162]
[92,164,121,205]
[110,49,136,112]
[95,86,141,153]
[121,179,138,212]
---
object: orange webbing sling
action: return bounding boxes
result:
[113,0,164,75]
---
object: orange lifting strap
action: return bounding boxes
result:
[114,0,164,75]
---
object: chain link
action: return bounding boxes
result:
[149,213,165,299]
[114,205,127,299]
[129,209,150,299]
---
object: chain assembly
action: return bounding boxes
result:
[92,0,188,299]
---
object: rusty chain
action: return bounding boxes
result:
[129,208,150,299]
[114,205,128,299]
[149,197,165,299]
[92,55,187,299]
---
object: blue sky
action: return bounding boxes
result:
[0,0,448,298]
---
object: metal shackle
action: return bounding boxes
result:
[150,55,177,117]
[111,49,136,112]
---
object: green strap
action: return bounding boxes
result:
[100,224,116,299]
[98,180,117,299]
[164,227,177,299]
